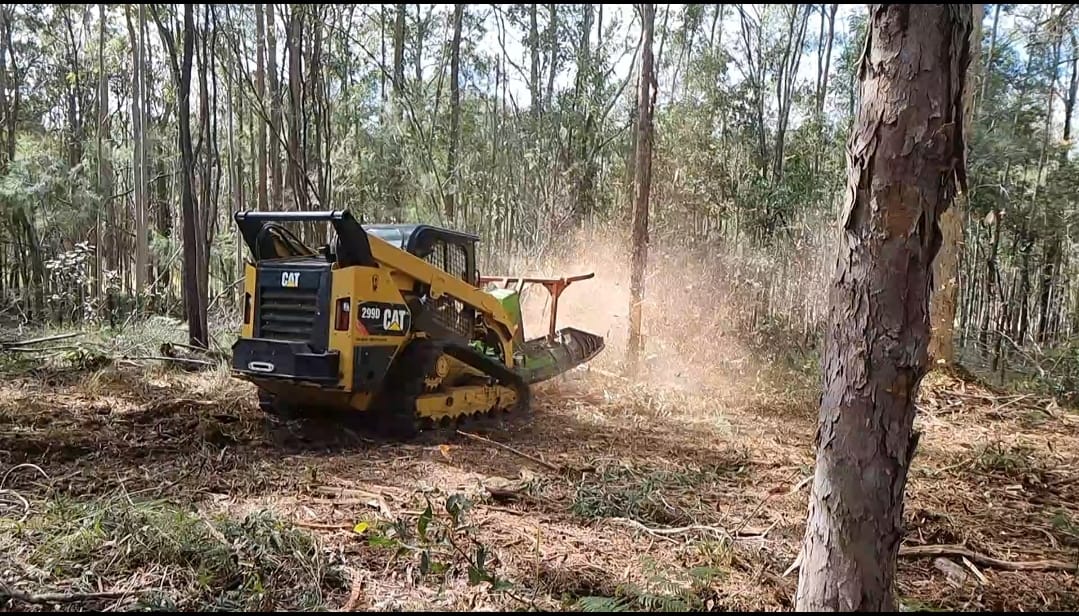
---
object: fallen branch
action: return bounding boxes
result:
[480,504,526,516]
[127,355,216,367]
[341,567,363,612]
[783,544,1075,576]
[0,582,130,605]
[962,556,989,585]
[589,367,629,382]
[788,475,813,495]
[0,488,30,522]
[139,356,214,366]
[0,464,48,523]
[1,345,82,353]
[0,332,84,348]
[1,463,49,489]
[607,517,767,540]
[308,485,394,517]
[295,520,353,531]
[782,551,802,577]
[484,486,551,509]
[456,430,562,473]
[899,544,1076,572]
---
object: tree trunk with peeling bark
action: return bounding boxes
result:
[795,5,973,611]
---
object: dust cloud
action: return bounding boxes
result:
[487,223,829,398]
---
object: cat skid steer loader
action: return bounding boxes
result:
[229,210,604,437]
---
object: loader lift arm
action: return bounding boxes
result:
[365,230,521,350]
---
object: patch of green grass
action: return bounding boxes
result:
[973,440,1045,479]
[1019,409,1052,429]
[571,458,747,527]
[1050,509,1079,547]
[898,597,950,612]
[571,555,724,612]
[4,494,347,611]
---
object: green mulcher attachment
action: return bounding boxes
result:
[480,274,605,385]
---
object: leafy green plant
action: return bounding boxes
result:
[365,491,517,595]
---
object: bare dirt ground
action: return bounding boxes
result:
[1,355,1076,611]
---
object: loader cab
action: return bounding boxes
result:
[365,224,479,286]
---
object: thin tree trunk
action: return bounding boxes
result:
[390,3,406,218]
[256,3,268,210]
[813,4,838,174]
[96,3,111,309]
[394,5,405,97]
[0,6,10,302]
[414,4,423,86]
[980,212,1002,348]
[197,5,210,320]
[977,4,1001,114]
[140,9,152,292]
[530,3,540,118]
[819,4,837,117]
[156,3,208,347]
[1063,33,1078,156]
[626,2,655,379]
[127,6,149,305]
[772,4,810,183]
[1039,34,1079,342]
[267,3,282,209]
[446,4,463,220]
[547,4,557,108]
[929,3,982,365]
[62,7,83,171]
[795,5,973,611]
[156,153,172,305]
[286,5,304,211]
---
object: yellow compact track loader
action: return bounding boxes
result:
[230,210,604,437]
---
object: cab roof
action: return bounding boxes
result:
[364,223,480,250]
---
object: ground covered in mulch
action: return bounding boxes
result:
[0,351,1076,611]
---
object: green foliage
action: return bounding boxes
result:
[4,494,347,611]
[571,460,747,526]
[1049,509,1079,547]
[1008,339,1079,407]
[362,491,516,595]
[571,555,724,612]
[973,439,1049,480]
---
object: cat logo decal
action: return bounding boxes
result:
[281,271,301,288]
[383,308,408,332]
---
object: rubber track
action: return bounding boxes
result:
[368,339,531,440]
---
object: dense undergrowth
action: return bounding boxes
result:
[1,492,349,611]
